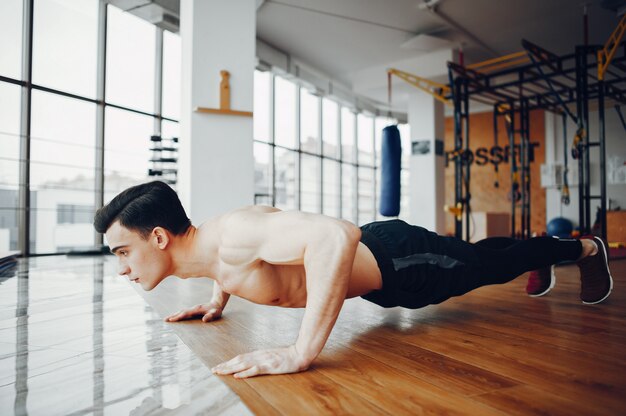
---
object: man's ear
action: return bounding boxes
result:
[152,227,170,249]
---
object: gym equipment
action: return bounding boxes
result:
[561,113,571,205]
[547,217,574,238]
[148,135,179,185]
[379,125,402,217]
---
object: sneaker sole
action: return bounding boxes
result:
[581,237,614,305]
[528,265,556,297]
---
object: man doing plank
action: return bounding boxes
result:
[94,181,612,379]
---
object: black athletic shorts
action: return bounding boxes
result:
[359,219,483,308]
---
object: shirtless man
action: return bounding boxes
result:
[94,181,613,379]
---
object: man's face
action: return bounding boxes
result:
[105,221,170,291]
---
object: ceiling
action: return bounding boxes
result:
[256,0,624,109]
[111,0,625,112]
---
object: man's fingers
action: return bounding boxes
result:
[213,357,249,375]
[234,365,260,379]
[166,306,206,322]
[201,309,220,322]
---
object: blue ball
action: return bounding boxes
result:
[546,217,573,238]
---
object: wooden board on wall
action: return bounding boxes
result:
[444,110,546,237]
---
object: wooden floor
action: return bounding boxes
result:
[138,258,626,416]
[2,255,624,415]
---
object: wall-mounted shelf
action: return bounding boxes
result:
[194,70,253,118]
[194,107,252,117]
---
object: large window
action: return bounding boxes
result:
[104,107,153,202]
[322,98,339,159]
[275,147,297,210]
[274,76,297,149]
[251,72,401,225]
[341,108,356,163]
[30,91,97,253]
[0,83,22,251]
[5,2,398,253]
[33,0,98,98]
[254,142,272,205]
[300,154,320,213]
[106,5,156,113]
[254,71,271,143]
[357,114,374,166]
[342,163,356,223]
[300,89,320,154]
[0,0,23,79]
[322,159,340,217]
[162,30,181,120]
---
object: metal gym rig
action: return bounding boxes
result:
[390,14,626,242]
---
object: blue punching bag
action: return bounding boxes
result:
[379,125,402,217]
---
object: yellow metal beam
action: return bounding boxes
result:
[598,13,626,81]
[466,51,530,74]
[387,68,452,106]
[467,51,528,70]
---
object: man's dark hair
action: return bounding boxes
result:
[94,181,191,238]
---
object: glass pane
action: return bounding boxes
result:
[254,70,271,142]
[398,123,411,169]
[162,30,181,120]
[399,168,410,222]
[104,107,154,203]
[274,147,296,210]
[0,0,23,79]
[30,90,96,253]
[0,82,22,251]
[341,163,355,223]
[358,167,375,225]
[341,107,355,163]
[33,0,98,97]
[357,114,374,166]
[254,142,272,205]
[274,76,296,149]
[322,159,340,218]
[300,89,320,154]
[161,119,179,139]
[106,5,156,113]
[322,98,339,159]
[300,154,320,213]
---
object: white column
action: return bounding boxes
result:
[408,91,445,233]
[179,0,255,224]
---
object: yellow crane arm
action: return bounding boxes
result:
[387,68,452,106]
[598,13,626,81]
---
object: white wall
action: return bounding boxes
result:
[545,107,626,228]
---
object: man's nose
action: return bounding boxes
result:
[118,263,130,276]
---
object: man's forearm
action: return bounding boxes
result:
[294,223,361,364]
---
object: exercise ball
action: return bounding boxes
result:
[546,217,573,238]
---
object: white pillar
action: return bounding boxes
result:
[179,0,255,224]
[408,91,445,233]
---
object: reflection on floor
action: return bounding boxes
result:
[0,255,251,416]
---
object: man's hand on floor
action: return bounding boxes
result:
[164,301,224,322]
[211,345,310,378]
